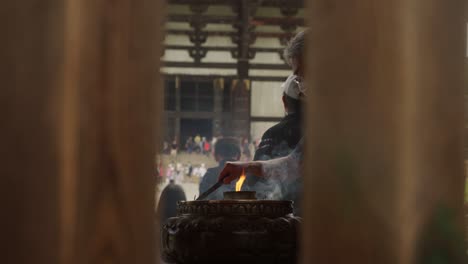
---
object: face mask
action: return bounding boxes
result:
[282,74,307,100]
[293,76,307,98]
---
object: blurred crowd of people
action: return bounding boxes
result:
[155,135,259,189]
[161,135,215,156]
[157,161,207,183]
[161,135,258,161]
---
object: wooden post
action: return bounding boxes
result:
[303,0,466,263]
[175,76,181,143]
[61,0,164,263]
[1,2,63,263]
[230,79,251,139]
[1,0,164,263]
[213,78,224,137]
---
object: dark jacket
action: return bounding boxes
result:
[254,113,302,161]
[199,160,236,200]
[251,112,303,215]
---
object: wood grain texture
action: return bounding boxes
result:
[0,1,63,264]
[60,0,164,263]
[1,1,163,264]
[302,0,466,263]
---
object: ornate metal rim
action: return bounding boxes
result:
[177,200,293,217]
[180,200,292,205]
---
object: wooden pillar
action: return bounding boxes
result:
[213,78,224,137]
[236,0,251,80]
[1,0,164,264]
[1,2,63,263]
[175,76,181,143]
[61,0,163,263]
[230,79,251,139]
[303,1,466,263]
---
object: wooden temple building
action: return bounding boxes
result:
[161,0,305,143]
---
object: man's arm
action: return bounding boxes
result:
[219,139,303,183]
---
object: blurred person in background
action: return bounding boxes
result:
[211,136,218,153]
[176,162,184,183]
[154,157,165,185]
[157,179,187,224]
[185,136,194,154]
[200,137,206,154]
[162,140,170,155]
[241,138,251,161]
[170,139,178,156]
[199,163,207,177]
[194,134,201,153]
[187,162,193,178]
[199,137,241,200]
[203,140,211,156]
[166,162,175,182]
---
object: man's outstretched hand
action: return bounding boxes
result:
[218,161,263,184]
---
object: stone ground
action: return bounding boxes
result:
[160,152,217,168]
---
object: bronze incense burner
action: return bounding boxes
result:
[161,191,301,264]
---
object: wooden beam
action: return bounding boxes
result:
[165,111,228,119]
[169,14,236,24]
[249,76,288,82]
[163,61,289,70]
[303,0,467,263]
[168,14,304,26]
[167,29,295,39]
[258,0,304,8]
[164,74,235,81]
[237,0,251,79]
[251,16,305,26]
[165,45,283,53]
[168,0,304,8]
[163,74,287,82]
[250,116,283,122]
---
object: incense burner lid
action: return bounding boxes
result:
[177,200,293,218]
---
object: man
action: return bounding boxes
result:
[248,74,304,204]
[254,74,304,161]
[199,137,241,200]
[220,31,307,213]
[255,30,306,162]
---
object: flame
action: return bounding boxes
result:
[235,170,246,192]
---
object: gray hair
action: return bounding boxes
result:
[283,30,306,65]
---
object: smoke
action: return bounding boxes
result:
[246,176,301,202]
[245,176,302,215]
[245,139,303,214]
[248,178,284,200]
